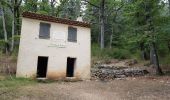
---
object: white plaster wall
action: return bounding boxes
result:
[16,18,91,80]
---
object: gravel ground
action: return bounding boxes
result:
[1,76,170,100]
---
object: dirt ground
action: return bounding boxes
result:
[1,76,170,100]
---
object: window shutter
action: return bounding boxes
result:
[39,22,51,39]
[68,27,77,42]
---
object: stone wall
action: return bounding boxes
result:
[91,64,149,81]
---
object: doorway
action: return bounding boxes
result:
[66,57,76,77]
[37,56,48,78]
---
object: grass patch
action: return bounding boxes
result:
[0,76,36,94]
[0,76,36,100]
[0,76,36,88]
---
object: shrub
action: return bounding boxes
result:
[91,44,131,60]
[0,40,7,52]
[110,48,131,59]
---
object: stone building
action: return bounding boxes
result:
[16,12,91,80]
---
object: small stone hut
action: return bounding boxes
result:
[16,12,91,80]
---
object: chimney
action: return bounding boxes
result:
[76,17,83,22]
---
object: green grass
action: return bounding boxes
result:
[0,76,36,94]
[0,76,36,87]
[0,76,36,100]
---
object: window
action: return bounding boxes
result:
[68,27,77,42]
[39,22,51,39]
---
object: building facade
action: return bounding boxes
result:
[16,12,91,80]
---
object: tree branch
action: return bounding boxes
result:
[83,0,100,8]
[0,1,13,11]
[16,0,22,7]
[107,2,124,17]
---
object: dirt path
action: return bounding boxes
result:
[1,76,170,100]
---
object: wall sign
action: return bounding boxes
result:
[50,32,66,48]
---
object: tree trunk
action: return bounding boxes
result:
[9,0,22,52]
[110,34,113,48]
[100,0,105,49]
[13,0,21,35]
[140,43,148,60]
[25,0,27,4]
[1,7,8,54]
[33,0,38,12]
[150,47,154,64]
[10,8,15,53]
[168,0,170,13]
[110,28,113,48]
[16,7,20,35]
[167,41,170,52]
[50,0,55,16]
[151,42,163,75]
[10,19,15,53]
[144,0,163,75]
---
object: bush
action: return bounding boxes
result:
[110,48,131,59]
[92,44,131,60]
[0,40,7,51]
[159,54,170,65]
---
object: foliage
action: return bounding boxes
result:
[0,0,170,69]
[92,44,131,60]
[58,0,82,20]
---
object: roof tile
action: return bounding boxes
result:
[22,12,90,28]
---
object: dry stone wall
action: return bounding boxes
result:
[91,64,149,80]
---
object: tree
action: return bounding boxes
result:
[100,0,105,49]
[168,0,170,13]
[0,3,8,54]
[50,0,57,16]
[0,0,22,52]
[10,0,22,52]
[58,0,81,20]
[23,0,38,12]
[84,0,124,49]
[83,0,105,49]
[124,0,163,75]
[38,0,51,14]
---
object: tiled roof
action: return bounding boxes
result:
[22,12,90,28]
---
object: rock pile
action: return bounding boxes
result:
[91,64,149,80]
